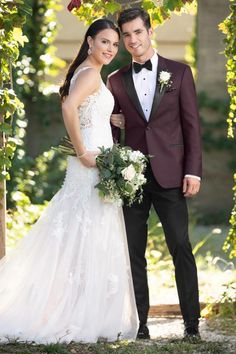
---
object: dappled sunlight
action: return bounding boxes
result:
[148,258,236,305]
[197,256,235,303]
[147,216,236,306]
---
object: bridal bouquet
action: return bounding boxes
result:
[53,137,148,206]
[95,145,148,206]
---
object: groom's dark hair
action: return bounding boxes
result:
[118,8,151,31]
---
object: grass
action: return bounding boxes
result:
[207,317,236,335]
[0,339,234,354]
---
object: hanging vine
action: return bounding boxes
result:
[67,0,196,26]
[0,0,30,180]
[219,0,236,258]
[7,0,66,206]
[219,0,236,139]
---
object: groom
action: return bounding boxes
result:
[108,8,202,339]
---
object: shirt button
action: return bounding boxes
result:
[146,126,150,131]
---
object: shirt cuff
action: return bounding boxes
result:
[184,174,201,181]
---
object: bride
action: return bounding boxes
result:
[0,19,138,344]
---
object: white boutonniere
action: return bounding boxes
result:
[158,70,172,92]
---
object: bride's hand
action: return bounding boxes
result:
[78,151,99,168]
[110,113,125,129]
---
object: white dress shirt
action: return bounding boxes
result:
[132,53,200,181]
[133,52,158,121]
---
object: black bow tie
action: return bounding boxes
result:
[133,59,152,73]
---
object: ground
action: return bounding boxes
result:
[1,224,235,353]
[0,318,235,354]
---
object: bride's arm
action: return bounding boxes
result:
[61,68,100,168]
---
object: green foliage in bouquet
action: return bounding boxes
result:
[95,145,148,206]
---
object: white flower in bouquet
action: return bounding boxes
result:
[129,150,145,163]
[137,174,147,184]
[121,164,136,181]
[119,150,129,161]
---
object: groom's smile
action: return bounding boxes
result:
[121,17,154,63]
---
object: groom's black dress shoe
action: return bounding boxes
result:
[137,323,150,340]
[183,320,200,341]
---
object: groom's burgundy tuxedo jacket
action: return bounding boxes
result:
[107,55,202,188]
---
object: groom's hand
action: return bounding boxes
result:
[183,177,201,197]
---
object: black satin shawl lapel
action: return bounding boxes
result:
[149,56,167,121]
[122,66,146,122]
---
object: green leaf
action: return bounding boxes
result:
[12,27,28,46]
[0,122,12,135]
[100,168,112,179]
[19,1,33,16]
[125,183,133,194]
[104,1,121,14]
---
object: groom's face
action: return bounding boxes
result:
[121,17,153,61]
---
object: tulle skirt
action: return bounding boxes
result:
[0,157,138,343]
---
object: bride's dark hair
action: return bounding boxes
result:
[59,19,120,101]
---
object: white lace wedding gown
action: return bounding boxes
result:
[0,68,138,344]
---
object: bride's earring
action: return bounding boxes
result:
[88,47,92,55]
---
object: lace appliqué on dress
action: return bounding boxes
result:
[78,86,104,129]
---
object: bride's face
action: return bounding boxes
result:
[88,29,119,65]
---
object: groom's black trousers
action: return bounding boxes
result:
[123,164,200,324]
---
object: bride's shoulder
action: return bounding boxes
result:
[73,66,100,81]
[72,67,101,92]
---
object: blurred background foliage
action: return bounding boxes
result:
[7,0,66,208]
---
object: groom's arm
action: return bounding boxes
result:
[179,65,202,197]
[179,66,202,179]
[107,76,121,143]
